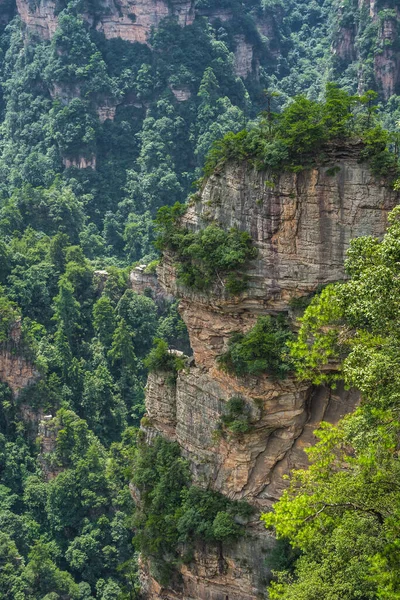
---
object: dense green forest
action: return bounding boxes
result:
[0,0,399,598]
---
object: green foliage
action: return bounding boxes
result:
[133,437,252,584]
[218,315,293,379]
[217,396,252,436]
[264,206,400,598]
[156,301,191,356]
[0,292,20,343]
[144,338,185,384]
[116,290,158,356]
[0,1,398,596]
[156,210,257,294]
[288,285,345,385]
[203,84,400,180]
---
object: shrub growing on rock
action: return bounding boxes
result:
[217,315,293,379]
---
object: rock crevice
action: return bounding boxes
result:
[143,149,398,599]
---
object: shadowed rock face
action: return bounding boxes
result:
[334,0,400,100]
[142,148,399,599]
[0,321,40,395]
[15,0,195,42]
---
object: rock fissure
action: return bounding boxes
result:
[141,147,398,598]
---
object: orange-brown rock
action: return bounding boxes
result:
[140,524,275,600]
[16,0,194,44]
[0,322,40,395]
[143,147,399,598]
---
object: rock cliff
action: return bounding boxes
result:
[334,0,400,99]
[7,0,400,99]
[16,0,194,43]
[0,321,40,396]
[142,146,399,599]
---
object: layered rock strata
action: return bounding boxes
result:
[0,321,40,395]
[334,0,400,99]
[142,146,399,599]
[17,0,194,43]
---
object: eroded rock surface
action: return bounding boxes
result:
[16,0,194,43]
[143,148,398,598]
[0,321,40,395]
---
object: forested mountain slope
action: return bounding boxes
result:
[0,0,398,268]
[0,1,399,599]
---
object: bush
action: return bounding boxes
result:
[144,338,185,384]
[217,315,293,379]
[132,437,252,585]
[217,396,252,436]
[201,84,400,181]
[155,213,257,294]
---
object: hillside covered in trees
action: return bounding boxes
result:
[0,0,399,599]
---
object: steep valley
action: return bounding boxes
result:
[0,0,399,599]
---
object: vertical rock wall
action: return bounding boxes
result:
[334,0,400,99]
[16,0,195,44]
[0,321,40,396]
[142,147,399,599]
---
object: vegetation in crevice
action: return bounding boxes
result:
[217,315,294,379]
[132,436,253,587]
[155,205,257,294]
[263,205,400,599]
[214,396,253,438]
[144,338,186,385]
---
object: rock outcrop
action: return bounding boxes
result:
[333,0,400,99]
[0,321,40,396]
[142,146,399,599]
[374,3,400,100]
[12,0,400,96]
[17,0,195,44]
[14,0,259,79]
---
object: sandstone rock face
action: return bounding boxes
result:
[160,143,397,314]
[129,265,174,305]
[144,148,399,599]
[0,351,40,394]
[16,0,195,44]
[146,367,359,508]
[234,34,254,78]
[140,524,274,600]
[16,0,58,40]
[38,415,63,480]
[63,156,97,169]
[0,322,40,395]
[374,5,400,100]
[335,0,400,99]
[95,0,194,44]
[169,85,192,102]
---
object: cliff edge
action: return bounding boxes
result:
[141,144,399,599]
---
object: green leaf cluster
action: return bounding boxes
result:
[203,84,400,180]
[217,315,294,379]
[132,436,252,586]
[156,207,257,294]
[264,205,400,599]
[216,396,252,436]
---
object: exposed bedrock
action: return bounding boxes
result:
[16,0,194,43]
[143,147,399,598]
